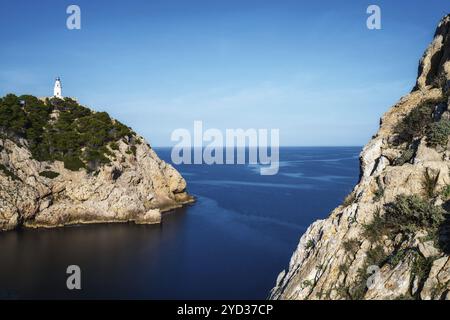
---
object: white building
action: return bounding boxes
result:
[53,77,62,98]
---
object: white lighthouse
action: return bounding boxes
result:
[53,77,62,98]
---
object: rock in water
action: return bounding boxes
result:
[0,96,193,231]
[271,14,450,300]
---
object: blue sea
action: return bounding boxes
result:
[0,147,360,299]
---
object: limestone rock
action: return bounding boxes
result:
[420,257,450,300]
[0,121,193,231]
[364,252,415,300]
[418,241,441,259]
[414,138,442,164]
[271,14,450,300]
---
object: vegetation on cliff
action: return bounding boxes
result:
[0,94,140,171]
[395,97,448,146]
[272,14,450,300]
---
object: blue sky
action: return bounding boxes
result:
[0,0,448,146]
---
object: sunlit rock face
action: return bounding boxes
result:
[0,105,193,231]
[271,14,450,300]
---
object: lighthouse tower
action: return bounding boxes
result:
[53,77,62,98]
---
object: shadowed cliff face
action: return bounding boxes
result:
[416,14,450,89]
[0,98,193,231]
[272,14,450,300]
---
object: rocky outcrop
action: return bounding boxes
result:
[0,115,193,232]
[271,14,450,300]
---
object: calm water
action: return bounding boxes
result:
[0,147,360,299]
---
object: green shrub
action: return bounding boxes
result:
[422,168,440,200]
[384,194,445,235]
[348,268,371,300]
[125,145,137,156]
[306,240,315,250]
[387,248,409,267]
[411,252,434,281]
[0,164,19,180]
[362,208,386,243]
[394,148,415,166]
[426,119,450,148]
[364,194,445,244]
[84,147,111,171]
[109,141,119,150]
[373,176,385,201]
[355,207,440,300]
[366,245,387,267]
[63,155,85,171]
[442,184,450,200]
[342,239,360,255]
[395,100,437,144]
[39,170,60,179]
[335,284,353,300]
[431,71,448,90]
[130,145,137,156]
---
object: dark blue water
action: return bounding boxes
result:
[0,147,360,299]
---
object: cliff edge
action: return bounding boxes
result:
[0,95,193,231]
[271,14,450,300]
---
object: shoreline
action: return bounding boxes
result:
[4,195,196,232]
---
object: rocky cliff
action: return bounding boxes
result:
[0,96,193,231]
[271,14,450,300]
